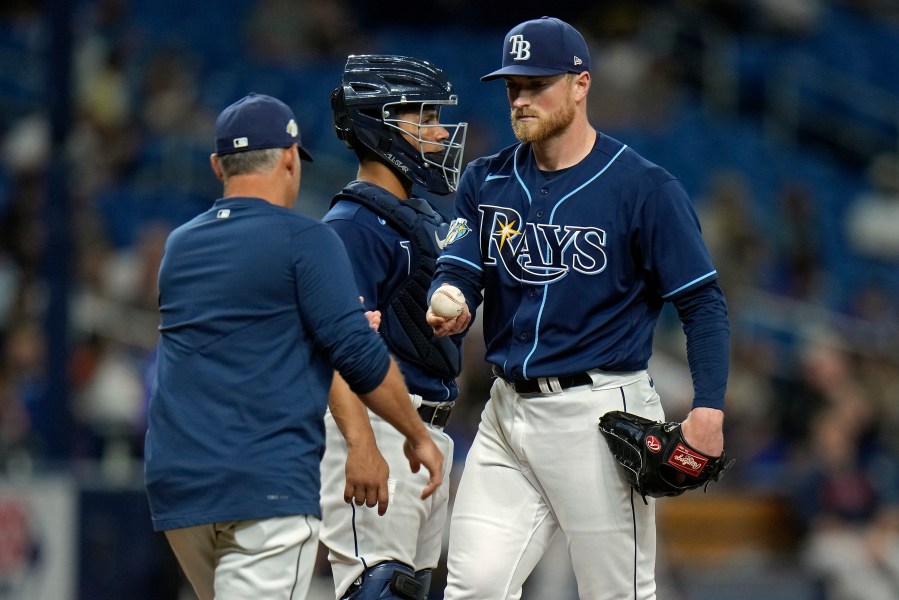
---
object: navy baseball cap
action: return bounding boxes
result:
[481,16,590,81]
[215,93,314,161]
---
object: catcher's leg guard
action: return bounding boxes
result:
[414,569,432,600]
[342,561,421,600]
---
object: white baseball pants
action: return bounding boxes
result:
[444,371,663,600]
[319,406,454,598]
[164,514,319,600]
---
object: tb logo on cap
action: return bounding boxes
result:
[509,34,531,61]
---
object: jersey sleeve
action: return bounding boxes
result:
[433,166,487,309]
[325,215,392,310]
[636,179,717,300]
[292,224,390,394]
[671,281,730,409]
[436,167,485,280]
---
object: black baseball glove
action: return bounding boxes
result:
[598,410,734,503]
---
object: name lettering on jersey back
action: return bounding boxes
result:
[480,205,607,283]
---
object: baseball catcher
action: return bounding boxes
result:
[599,411,734,503]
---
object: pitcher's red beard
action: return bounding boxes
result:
[510,92,576,143]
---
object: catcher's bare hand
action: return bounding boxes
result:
[403,435,444,500]
[680,407,724,457]
[360,296,381,331]
[364,309,382,331]
[344,439,390,515]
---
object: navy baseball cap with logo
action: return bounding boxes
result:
[215,93,314,161]
[481,16,591,81]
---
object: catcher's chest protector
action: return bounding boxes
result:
[334,182,461,379]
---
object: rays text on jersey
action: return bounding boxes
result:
[480,205,607,284]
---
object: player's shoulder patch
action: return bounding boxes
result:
[443,218,471,247]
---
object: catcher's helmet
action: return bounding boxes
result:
[331,54,467,195]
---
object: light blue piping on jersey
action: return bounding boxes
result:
[509,145,532,371]
[661,270,717,299]
[437,254,483,272]
[513,144,534,206]
[520,142,628,380]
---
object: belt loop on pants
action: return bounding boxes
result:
[492,365,594,394]
[418,401,454,428]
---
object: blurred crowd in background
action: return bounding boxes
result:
[2,0,899,598]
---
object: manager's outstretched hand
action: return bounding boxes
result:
[403,435,445,500]
[356,359,445,499]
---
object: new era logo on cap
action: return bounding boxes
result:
[482,16,591,81]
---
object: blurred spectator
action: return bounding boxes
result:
[858,351,899,457]
[70,39,139,202]
[763,330,863,482]
[792,406,899,600]
[75,41,130,133]
[846,152,899,262]
[771,181,830,302]
[66,218,163,472]
[579,6,683,131]
[138,48,205,138]
[101,221,169,311]
[587,37,682,131]
[0,172,44,293]
[70,220,164,351]
[720,334,783,488]
[0,249,21,332]
[1,113,49,177]
[697,170,772,296]
[843,281,898,336]
[2,320,47,461]
[72,336,148,479]
[753,0,824,36]
[243,0,365,64]
[0,362,33,473]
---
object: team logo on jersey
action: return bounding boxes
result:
[480,205,607,284]
[509,35,531,61]
[443,218,471,246]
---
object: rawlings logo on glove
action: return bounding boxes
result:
[598,411,734,504]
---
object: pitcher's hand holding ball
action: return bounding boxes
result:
[427,284,471,336]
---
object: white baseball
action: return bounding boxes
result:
[430,285,465,318]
